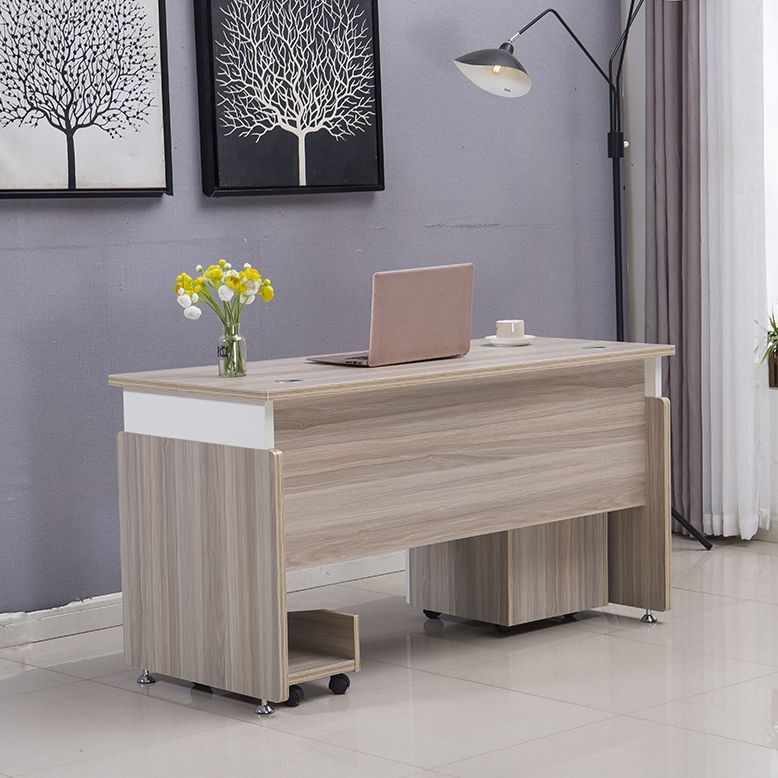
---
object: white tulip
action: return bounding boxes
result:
[244,263,252,269]
[218,285,234,302]
[196,265,204,273]
[184,306,202,320]
[177,294,192,308]
[225,263,232,270]
[224,269,239,278]
[244,280,260,295]
[240,294,256,305]
[192,293,199,304]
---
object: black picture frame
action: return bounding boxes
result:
[0,0,173,199]
[194,0,384,197]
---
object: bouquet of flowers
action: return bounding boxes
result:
[174,260,274,377]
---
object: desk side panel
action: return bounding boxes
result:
[277,363,647,568]
[118,434,288,701]
[608,397,672,611]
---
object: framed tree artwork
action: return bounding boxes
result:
[0,0,172,198]
[194,0,384,197]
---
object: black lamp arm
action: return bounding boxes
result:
[611,0,645,80]
[509,8,614,90]
[609,0,645,131]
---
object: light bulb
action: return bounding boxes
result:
[492,65,502,74]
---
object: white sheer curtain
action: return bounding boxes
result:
[765,0,778,520]
[700,0,773,538]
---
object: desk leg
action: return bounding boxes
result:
[118,434,289,703]
[608,397,672,613]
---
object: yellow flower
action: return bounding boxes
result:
[175,273,196,296]
[243,267,261,282]
[218,259,227,267]
[260,285,274,302]
[226,274,244,292]
[204,265,223,283]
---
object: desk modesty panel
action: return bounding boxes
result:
[111,338,673,571]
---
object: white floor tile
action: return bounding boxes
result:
[0,680,230,776]
[673,546,778,599]
[433,716,778,777]
[7,541,778,775]
[572,587,741,634]
[261,673,610,769]
[615,600,778,667]
[445,633,773,714]
[95,658,427,716]
[20,721,416,778]
[734,539,778,558]
[0,657,74,700]
[360,626,506,673]
[360,613,596,673]
[0,627,127,679]
[636,671,778,749]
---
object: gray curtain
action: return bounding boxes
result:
[645,0,702,532]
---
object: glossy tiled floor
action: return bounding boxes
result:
[4,538,778,776]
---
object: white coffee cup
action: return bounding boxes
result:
[496,320,525,339]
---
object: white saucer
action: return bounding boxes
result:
[484,334,536,347]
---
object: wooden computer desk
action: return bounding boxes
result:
[110,337,675,714]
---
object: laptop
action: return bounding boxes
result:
[308,264,475,367]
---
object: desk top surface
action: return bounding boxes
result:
[109,337,675,402]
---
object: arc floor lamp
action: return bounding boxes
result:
[455,2,713,550]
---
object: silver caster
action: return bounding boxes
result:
[137,669,156,685]
[641,609,658,624]
[256,699,275,716]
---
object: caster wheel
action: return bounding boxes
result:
[192,683,213,693]
[285,684,305,707]
[329,673,351,695]
[423,610,441,620]
[495,624,511,634]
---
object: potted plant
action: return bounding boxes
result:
[759,310,778,388]
[174,260,274,377]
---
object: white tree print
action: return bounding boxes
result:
[216,0,375,187]
[0,0,156,190]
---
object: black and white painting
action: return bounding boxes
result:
[0,0,172,197]
[195,0,384,196]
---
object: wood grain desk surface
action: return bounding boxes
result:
[109,337,675,402]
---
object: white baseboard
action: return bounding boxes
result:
[286,552,406,592]
[0,593,123,649]
[0,553,406,649]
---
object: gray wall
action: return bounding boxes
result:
[0,0,620,613]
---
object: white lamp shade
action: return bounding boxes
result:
[454,46,532,98]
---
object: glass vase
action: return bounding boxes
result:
[218,323,247,378]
